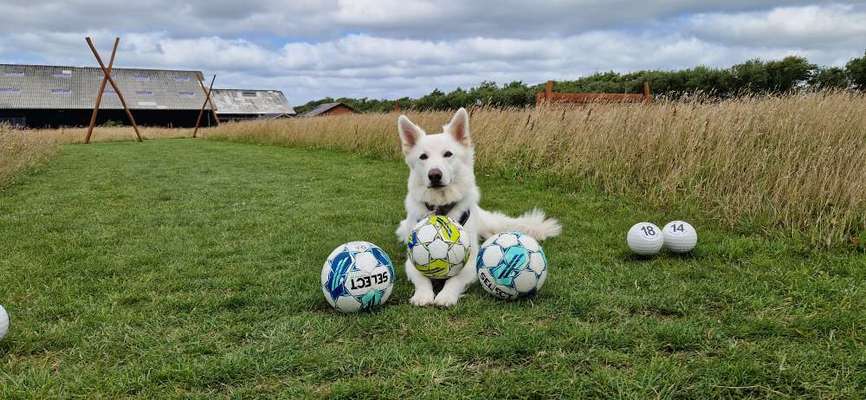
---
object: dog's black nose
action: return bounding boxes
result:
[428,168,443,184]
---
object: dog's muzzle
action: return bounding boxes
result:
[427,168,445,188]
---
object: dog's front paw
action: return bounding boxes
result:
[409,290,435,306]
[433,290,461,307]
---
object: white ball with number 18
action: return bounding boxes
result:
[663,221,698,253]
[627,222,664,255]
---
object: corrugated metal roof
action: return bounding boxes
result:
[0,64,211,110]
[210,89,294,115]
[302,102,356,117]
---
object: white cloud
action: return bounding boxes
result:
[1,2,865,104]
[690,4,866,48]
[333,0,443,26]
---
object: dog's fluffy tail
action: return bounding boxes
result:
[476,208,561,241]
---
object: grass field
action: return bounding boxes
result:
[1,139,865,398]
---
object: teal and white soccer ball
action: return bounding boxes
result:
[321,241,396,313]
[476,232,548,300]
[407,215,471,279]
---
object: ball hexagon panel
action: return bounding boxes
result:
[353,252,379,272]
[480,245,504,267]
[415,224,439,243]
[427,238,450,260]
[448,244,468,265]
[412,245,431,265]
[494,233,519,248]
[335,295,362,313]
[517,234,540,252]
[513,271,539,293]
[529,253,546,274]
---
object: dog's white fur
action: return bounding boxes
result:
[396,108,562,307]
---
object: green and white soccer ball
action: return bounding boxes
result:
[476,232,548,300]
[321,241,396,313]
[407,215,471,279]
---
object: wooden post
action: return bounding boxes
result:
[86,37,142,142]
[545,80,554,102]
[394,100,400,113]
[643,81,653,103]
[85,38,119,144]
[209,94,219,127]
[197,75,220,128]
[193,75,216,138]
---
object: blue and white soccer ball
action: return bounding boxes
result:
[321,241,396,313]
[476,232,548,300]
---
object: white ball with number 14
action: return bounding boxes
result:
[627,222,664,255]
[663,221,698,253]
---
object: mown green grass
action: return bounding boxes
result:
[1,139,865,399]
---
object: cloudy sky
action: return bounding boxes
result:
[1,1,865,104]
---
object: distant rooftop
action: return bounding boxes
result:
[210,89,294,116]
[0,63,210,111]
[302,102,356,117]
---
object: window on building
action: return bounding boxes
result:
[132,75,151,81]
[0,87,20,94]
[50,88,71,95]
[175,76,191,82]
[178,91,195,97]
[136,90,154,96]
[242,91,258,97]
[3,71,25,77]
[52,70,72,78]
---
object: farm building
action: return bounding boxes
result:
[210,89,295,121]
[0,63,215,128]
[302,102,358,117]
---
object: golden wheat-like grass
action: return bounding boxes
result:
[206,92,866,246]
[0,125,58,188]
[20,126,195,144]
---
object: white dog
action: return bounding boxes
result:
[396,108,561,307]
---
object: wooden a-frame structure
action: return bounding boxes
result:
[85,37,142,144]
[193,74,219,138]
[85,36,219,143]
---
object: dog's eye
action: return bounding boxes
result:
[443,151,453,158]
[419,153,428,160]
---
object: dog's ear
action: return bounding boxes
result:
[398,115,425,154]
[445,107,471,146]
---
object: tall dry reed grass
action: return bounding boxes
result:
[206,92,866,246]
[0,125,58,188]
[21,126,195,144]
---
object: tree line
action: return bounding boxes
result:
[295,51,866,113]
